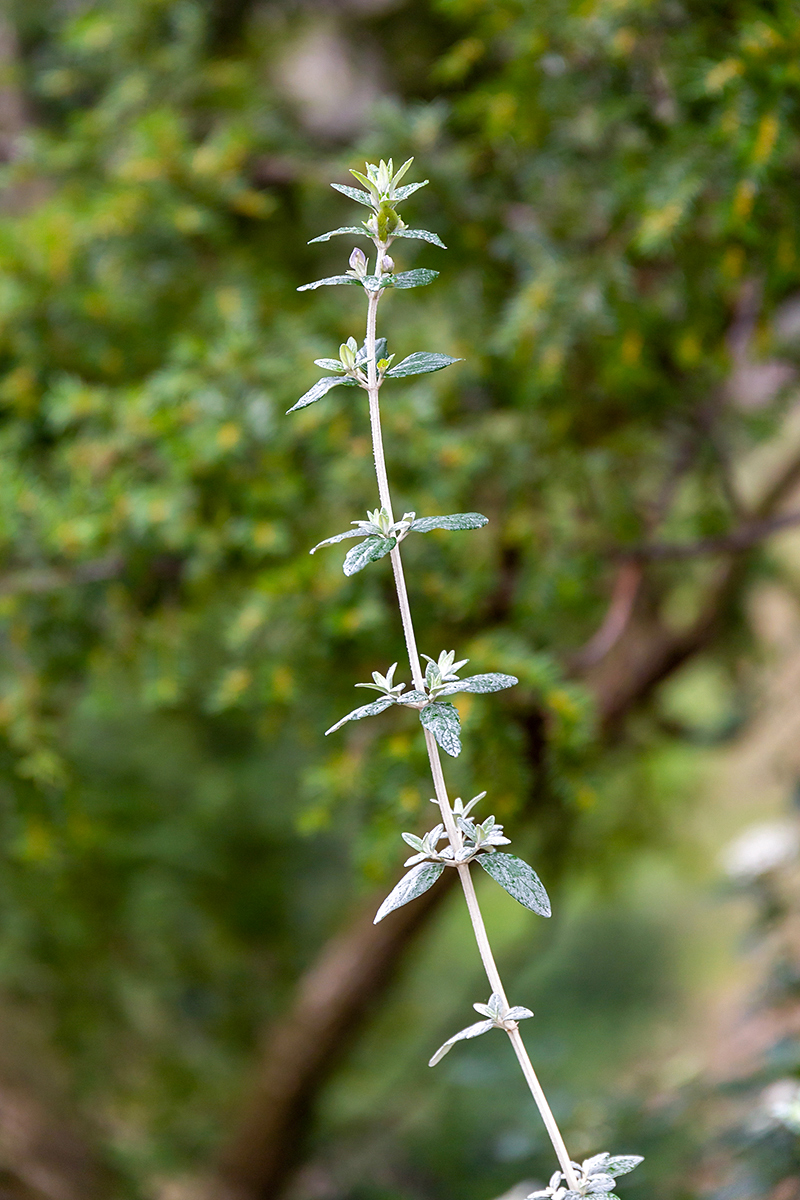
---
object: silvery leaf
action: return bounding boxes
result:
[411,513,488,532]
[428,1018,493,1066]
[583,1155,610,1174]
[309,529,365,553]
[393,180,429,201]
[330,182,374,207]
[585,1194,620,1200]
[308,226,368,243]
[355,337,388,365]
[392,228,447,248]
[606,1157,643,1177]
[472,1002,494,1018]
[297,275,363,291]
[385,269,439,289]
[286,375,356,413]
[313,358,346,372]
[343,536,396,576]
[374,861,444,924]
[505,1006,534,1021]
[325,695,395,735]
[385,352,462,378]
[478,852,551,917]
[395,689,428,706]
[437,672,519,696]
[420,701,461,757]
[401,832,425,851]
[586,1177,616,1193]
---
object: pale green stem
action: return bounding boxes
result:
[361,269,579,1191]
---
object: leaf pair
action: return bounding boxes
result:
[311,512,487,576]
[297,268,438,293]
[308,226,446,249]
[428,992,534,1067]
[374,851,550,924]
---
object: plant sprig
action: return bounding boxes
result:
[290,156,643,1196]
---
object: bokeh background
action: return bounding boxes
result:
[2,1,800,1198]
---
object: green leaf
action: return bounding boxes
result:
[313,358,346,372]
[355,337,388,366]
[325,695,395,736]
[438,672,518,696]
[385,269,439,289]
[607,1157,644,1178]
[343,536,396,576]
[428,1018,493,1066]
[286,375,356,414]
[309,529,364,554]
[393,228,447,248]
[385,352,461,378]
[374,862,444,924]
[420,701,461,757]
[478,852,551,916]
[308,226,368,244]
[411,513,488,533]
[297,275,363,292]
[394,180,429,202]
[330,182,374,208]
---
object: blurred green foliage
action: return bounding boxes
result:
[1,0,800,1193]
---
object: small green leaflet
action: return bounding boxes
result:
[309,529,364,553]
[437,672,518,696]
[410,513,488,532]
[373,861,444,924]
[330,182,374,207]
[356,336,388,365]
[343,536,396,576]
[606,1157,644,1177]
[313,358,346,372]
[385,352,462,378]
[384,269,439,289]
[478,853,551,917]
[297,275,363,292]
[428,1018,493,1066]
[393,228,446,248]
[307,226,367,244]
[286,376,356,414]
[393,180,429,202]
[420,701,461,757]
[326,695,394,735]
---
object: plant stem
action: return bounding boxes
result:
[363,279,580,1191]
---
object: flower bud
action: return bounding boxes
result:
[348,247,367,276]
[380,255,395,273]
[339,342,356,369]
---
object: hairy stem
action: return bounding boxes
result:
[363,275,579,1190]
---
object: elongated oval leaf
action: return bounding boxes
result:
[395,689,428,706]
[385,352,462,379]
[330,182,374,207]
[286,375,356,414]
[428,1018,493,1066]
[385,269,439,289]
[420,701,461,757]
[411,513,488,533]
[325,695,394,736]
[606,1157,644,1178]
[374,861,444,924]
[355,336,388,365]
[437,672,519,696]
[309,529,365,554]
[297,275,362,292]
[308,226,368,244]
[478,852,551,916]
[343,536,396,576]
[313,358,346,372]
[394,180,429,202]
[393,228,447,248]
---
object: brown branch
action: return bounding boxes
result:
[571,561,642,669]
[617,509,800,562]
[208,872,458,1200]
